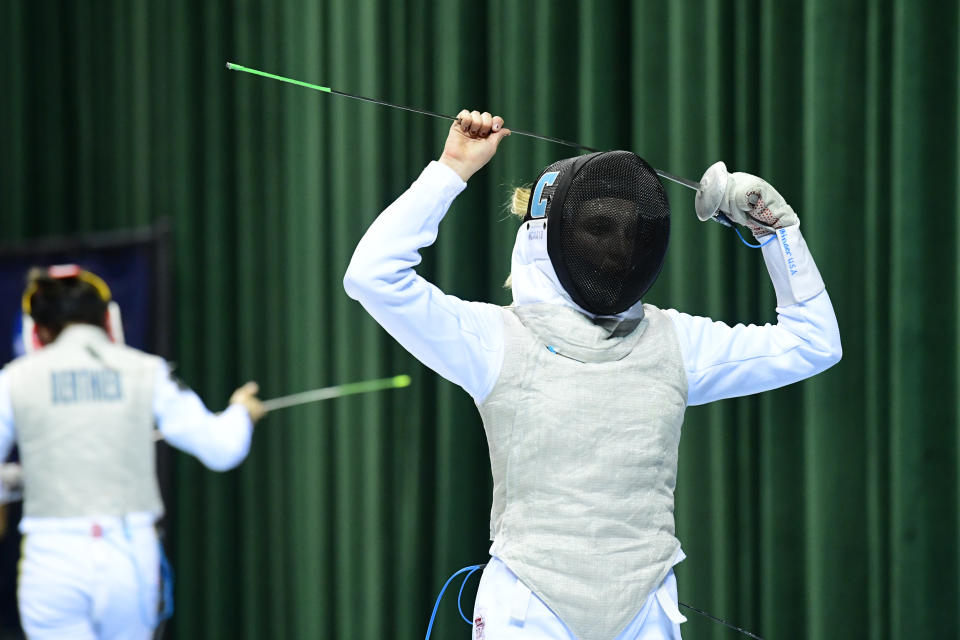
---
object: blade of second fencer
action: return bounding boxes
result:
[225,62,701,192]
[151,375,412,441]
[260,374,411,411]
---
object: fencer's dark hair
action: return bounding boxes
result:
[25,267,109,334]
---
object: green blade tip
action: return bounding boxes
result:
[393,375,412,388]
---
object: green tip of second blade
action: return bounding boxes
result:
[393,375,412,388]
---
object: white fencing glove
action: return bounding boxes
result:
[695,161,799,237]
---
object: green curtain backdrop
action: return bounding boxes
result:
[1,1,957,638]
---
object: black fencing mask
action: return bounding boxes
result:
[523,151,671,316]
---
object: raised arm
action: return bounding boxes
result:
[154,365,264,471]
[343,110,511,404]
[669,164,842,406]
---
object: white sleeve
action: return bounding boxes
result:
[665,226,842,407]
[343,161,505,404]
[153,364,253,471]
[0,370,17,499]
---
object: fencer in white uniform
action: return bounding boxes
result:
[0,266,265,640]
[344,111,841,639]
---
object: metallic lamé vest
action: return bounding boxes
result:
[478,304,687,640]
[5,325,164,519]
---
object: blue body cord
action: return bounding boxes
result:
[734,227,777,248]
[456,565,484,624]
[158,540,174,621]
[120,522,174,629]
[424,563,486,640]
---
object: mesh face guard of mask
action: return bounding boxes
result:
[523,151,671,316]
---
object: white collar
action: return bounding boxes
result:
[53,324,111,346]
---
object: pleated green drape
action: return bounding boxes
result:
[1,1,957,638]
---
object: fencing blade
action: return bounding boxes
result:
[261,374,411,411]
[153,374,412,442]
[225,62,706,195]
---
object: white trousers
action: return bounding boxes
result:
[472,556,685,640]
[18,519,159,640]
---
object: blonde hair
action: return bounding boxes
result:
[511,185,532,218]
[504,185,533,288]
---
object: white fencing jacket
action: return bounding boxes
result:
[0,324,252,533]
[344,160,841,638]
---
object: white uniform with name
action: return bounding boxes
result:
[344,162,842,639]
[0,324,252,640]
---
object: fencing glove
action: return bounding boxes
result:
[695,161,799,237]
